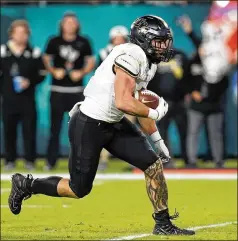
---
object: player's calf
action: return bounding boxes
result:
[8,174,80,215]
[144,160,195,235]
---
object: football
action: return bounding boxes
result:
[134,89,160,109]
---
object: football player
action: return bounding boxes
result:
[8,15,195,236]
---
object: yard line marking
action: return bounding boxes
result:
[1,173,237,181]
[62,204,70,208]
[107,221,238,240]
[1,188,10,194]
[190,221,238,230]
[94,180,105,186]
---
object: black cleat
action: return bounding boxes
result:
[152,209,195,235]
[8,173,33,215]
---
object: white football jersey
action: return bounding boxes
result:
[80,43,157,122]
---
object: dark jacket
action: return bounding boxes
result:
[186,31,229,113]
[0,42,46,103]
[147,48,189,102]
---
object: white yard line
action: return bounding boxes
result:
[107,221,238,240]
[1,173,237,181]
[1,188,10,194]
[94,180,105,186]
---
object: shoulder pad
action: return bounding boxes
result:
[114,53,140,77]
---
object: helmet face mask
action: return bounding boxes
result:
[148,37,173,62]
[130,15,174,63]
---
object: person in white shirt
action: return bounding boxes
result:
[8,15,195,236]
[98,25,129,65]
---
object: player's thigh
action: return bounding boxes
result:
[68,111,104,194]
[105,118,158,171]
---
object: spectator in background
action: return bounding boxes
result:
[97,25,130,171]
[148,47,189,168]
[179,15,230,168]
[145,0,187,5]
[0,20,46,170]
[43,12,95,170]
[98,25,129,65]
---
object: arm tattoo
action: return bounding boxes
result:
[144,159,168,212]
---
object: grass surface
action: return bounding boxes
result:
[1,158,237,174]
[1,178,237,240]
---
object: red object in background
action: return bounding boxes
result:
[208,1,237,64]
[226,27,237,63]
[208,1,237,21]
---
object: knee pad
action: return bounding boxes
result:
[144,159,163,178]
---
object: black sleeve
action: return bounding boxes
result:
[29,53,47,86]
[215,76,229,99]
[175,52,190,99]
[45,37,56,55]
[182,60,199,94]
[35,55,47,85]
[0,60,3,94]
[83,39,93,57]
[188,31,202,50]
[0,46,5,94]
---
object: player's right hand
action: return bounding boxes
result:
[70,70,84,82]
[192,91,202,102]
[178,15,192,34]
[155,97,168,121]
[52,68,65,80]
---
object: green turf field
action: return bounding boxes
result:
[1,158,237,173]
[1,177,237,240]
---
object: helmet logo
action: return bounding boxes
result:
[140,27,148,35]
[134,18,148,28]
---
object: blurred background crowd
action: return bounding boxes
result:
[0,0,237,171]
[1,0,203,6]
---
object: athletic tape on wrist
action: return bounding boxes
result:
[148,108,159,120]
[150,131,162,143]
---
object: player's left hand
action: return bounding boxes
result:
[154,139,171,163]
[70,70,85,82]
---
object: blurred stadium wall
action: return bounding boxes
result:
[0,3,237,157]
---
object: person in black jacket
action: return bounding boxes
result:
[0,20,46,170]
[43,12,95,170]
[179,15,230,168]
[148,48,189,167]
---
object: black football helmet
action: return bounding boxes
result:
[129,15,174,63]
